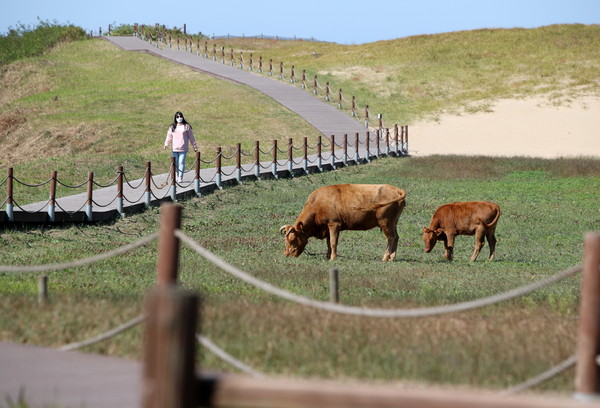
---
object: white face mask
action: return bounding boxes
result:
[176,117,184,123]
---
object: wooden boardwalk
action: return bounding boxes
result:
[0,342,141,407]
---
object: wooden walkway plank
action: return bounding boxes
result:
[0,342,141,407]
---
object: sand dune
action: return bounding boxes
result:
[409,96,600,158]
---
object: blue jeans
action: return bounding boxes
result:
[171,151,187,179]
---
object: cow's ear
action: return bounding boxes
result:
[435,228,444,236]
[297,222,304,232]
[421,226,428,233]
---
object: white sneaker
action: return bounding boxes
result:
[177,176,183,183]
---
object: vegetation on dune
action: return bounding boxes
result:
[0,20,88,65]
[193,24,600,123]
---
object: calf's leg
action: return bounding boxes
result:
[470,227,487,262]
[486,227,497,261]
[443,234,455,261]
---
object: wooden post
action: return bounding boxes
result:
[48,170,57,222]
[343,134,348,166]
[351,96,356,117]
[303,137,308,174]
[170,156,177,201]
[143,286,198,408]
[86,172,93,222]
[575,233,600,399]
[38,275,48,305]
[194,152,201,197]
[236,143,242,184]
[338,88,342,109]
[365,104,369,128]
[317,136,322,172]
[216,147,222,189]
[330,135,336,169]
[156,204,182,286]
[313,75,318,94]
[365,132,371,162]
[355,132,360,163]
[329,268,339,303]
[394,124,400,156]
[325,82,330,101]
[145,161,152,208]
[117,166,124,218]
[272,140,278,178]
[254,141,260,179]
[288,138,293,175]
[6,167,13,222]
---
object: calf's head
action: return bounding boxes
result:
[422,227,443,253]
[280,223,308,257]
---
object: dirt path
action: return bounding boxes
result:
[409,96,600,158]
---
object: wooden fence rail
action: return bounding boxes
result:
[144,204,600,408]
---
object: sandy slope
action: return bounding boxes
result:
[409,96,600,158]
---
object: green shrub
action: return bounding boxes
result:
[0,20,87,65]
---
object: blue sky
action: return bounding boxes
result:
[1,0,598,44]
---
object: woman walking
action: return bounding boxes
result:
[163,111,198,183]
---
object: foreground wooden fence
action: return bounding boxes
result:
[142,204,600,408]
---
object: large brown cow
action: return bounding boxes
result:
[422,201,501,262]
[280,184,406,261]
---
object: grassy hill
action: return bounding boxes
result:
[210,24,600,122]
[1,24,599,183]
[1,24,600,393]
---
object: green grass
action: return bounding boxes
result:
[1,156,598,392]
[1,23,599,395]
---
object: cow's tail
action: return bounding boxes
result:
[485,205,502,228]
[354,190,406,211]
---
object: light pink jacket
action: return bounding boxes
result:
[164,124,198,152]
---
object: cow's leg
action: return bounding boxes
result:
[486,227,497,261]
[379,225,398,261]
[470,227,486,262]
[327,223,341,260]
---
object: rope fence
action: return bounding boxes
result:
[2,129,408,224]
[4,207,593,396]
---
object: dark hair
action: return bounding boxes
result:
[170,111,192,131]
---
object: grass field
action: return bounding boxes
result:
[1,23,600,394]
[2,155,599,392]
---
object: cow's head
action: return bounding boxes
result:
[422,227,444,253]
[280,222,308,257]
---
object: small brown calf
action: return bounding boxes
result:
[422,201,501,262]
